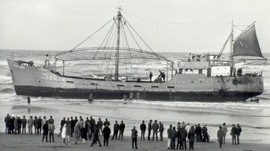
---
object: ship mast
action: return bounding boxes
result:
[115,8,122,80]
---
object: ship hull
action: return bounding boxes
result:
[7,58,264,102]
[14,85,261,101]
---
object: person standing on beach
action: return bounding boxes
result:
[159,122,164,141]
[10,115,15,134]
[170,127,178,150]
[97,118,103,135]
[4,114,10,134]
[65,118,72,145]
[28,116,34,135]
[131,126,139,149]
[90,116,96,139]
[152,120,159,141]
[180,126,188,150]
[21,115,27,134]
[90,125,102,147]
[167,125,172,149]
[41,116,46,134]
[74,118,84,144]
[111,120,120,140]
[61,123,67,145]
[188,126,195,150]
[230,124,237,145]
[140,120,146,140]
[70,116,77,137]
[17,115,22,134]
[42,121,49,142]
[202,124,208,142]
[221,122,227,144]
[81,121,88,143]
[48,121,55,142]
[27,96,31,107]
[37,116,42,134]
[195,123,202,142]
[102,124,111,146]
[34,116,38,134]
[147,119,152,140]
[217,126,225,148]
[59,117,66,136]
[236,124,242,144]
[14,116,19,134]
[118,121,125,140]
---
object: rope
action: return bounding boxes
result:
[69,19,113,52]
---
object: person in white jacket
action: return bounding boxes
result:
[61,123,67,145]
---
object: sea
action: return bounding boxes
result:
[0,49,270,144]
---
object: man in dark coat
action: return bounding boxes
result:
[188,126,195,150]
[42,121,49,142]
[37,116,42,134]
[159,122,164,141]
[70,116,77,137]
[167,125,172,149]
[10,115,15,134]
[21,115,27,134]
[180,127,188,150]
[102,124,111,146]
[34,116,38,134]
[90,116,96,138]
[140,120,146,140]
[195,124,202,142]
[152,120,159,141]
[147,119,152,140]
[90,125,101,147]
[97,118,103,135]
[170,127,178,150]
[118,121,125,140]
[131,126,138,149]
[111,120,119,140]
[231,124,237,145]
[4,114,10,134]
[236,124,242,144]
[17,116,22,134]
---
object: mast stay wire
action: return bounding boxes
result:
[120,22,132,77]
[69,19,113,52]
[93,21,116,59]
[122,16,173,64]
[96,22,117,76]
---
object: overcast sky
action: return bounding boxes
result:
[0,0,270,53]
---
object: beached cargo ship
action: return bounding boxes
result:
[7,10,266,101]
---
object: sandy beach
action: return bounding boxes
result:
[1,100,270,151]
[0,133,270,151]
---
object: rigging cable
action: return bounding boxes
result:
[122,16,172,63]
[69,19,113,52]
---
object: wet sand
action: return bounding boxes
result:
[0,133,269,151]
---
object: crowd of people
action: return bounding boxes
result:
[4,114,242,150]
